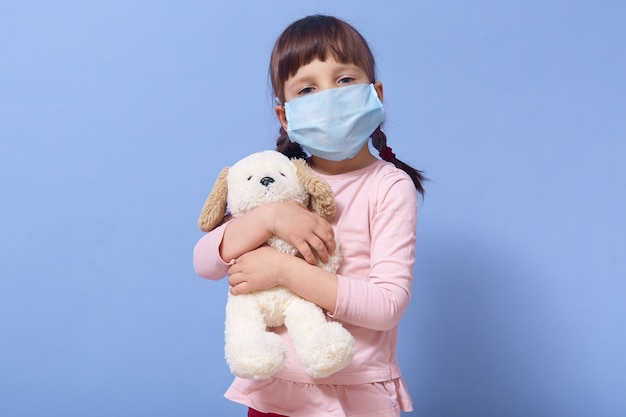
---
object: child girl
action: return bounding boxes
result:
[194,14,425,417]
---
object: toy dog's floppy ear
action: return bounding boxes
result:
[198,167,230,232]
[292,158,336,219]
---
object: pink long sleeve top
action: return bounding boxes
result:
[193,159,418,417]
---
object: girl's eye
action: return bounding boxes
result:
[298,87,315,95]
[338,77,355,85]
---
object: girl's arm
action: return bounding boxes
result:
[329,174,418,331]
[228,246,339,314]
[193,220,232,280]
[227,173,418,326]
[193,200,336,280]
[220,200,336,265]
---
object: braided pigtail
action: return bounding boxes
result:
[275,126,307,160]
[371,126,426,195]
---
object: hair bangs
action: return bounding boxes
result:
[270,15,376,101]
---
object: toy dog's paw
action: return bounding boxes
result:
[225,332,287,380]
[299,322,354,378]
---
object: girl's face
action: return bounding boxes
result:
[275,57,383,130]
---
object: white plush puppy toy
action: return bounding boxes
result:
[198,150,354,380]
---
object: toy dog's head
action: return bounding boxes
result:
[198,150,336,232]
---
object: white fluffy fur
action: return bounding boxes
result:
[217,151,353,379]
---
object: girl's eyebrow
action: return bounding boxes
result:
[290,74,316,83]
[291,66,359,83]
[286,74,318,90]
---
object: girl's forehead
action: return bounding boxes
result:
[291,58,364,77]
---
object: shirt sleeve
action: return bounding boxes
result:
[193,220,232,280]
[330,172,418,331]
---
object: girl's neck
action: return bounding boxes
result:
[309,145,377,175]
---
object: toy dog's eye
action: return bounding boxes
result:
[247,176,252,181]
[280,172,286,177]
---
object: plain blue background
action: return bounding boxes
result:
[1,1,624,416]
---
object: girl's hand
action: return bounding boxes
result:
[268,200,336,264]
[227,246,288,295]
[219,200,335,265]
[228,244,339,313]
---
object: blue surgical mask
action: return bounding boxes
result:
[285,83,385,161]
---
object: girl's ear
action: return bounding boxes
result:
[198,167,230,232]
[275,104,288,130]
[373,81,384,102]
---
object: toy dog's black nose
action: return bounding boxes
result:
[260,177,275,187]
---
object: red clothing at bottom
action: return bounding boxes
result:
[249,408,288,417]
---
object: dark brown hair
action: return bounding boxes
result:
[269,14,426,195]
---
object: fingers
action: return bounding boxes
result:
[289,235,313,264]
[310,227,336,264]
[227,268,238,287]
[294,234,331,264]
[273,201,336,259]
[227,266,247,295]
[292,215,336,265]
[229,281,250,296]
[227,247,282,295]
